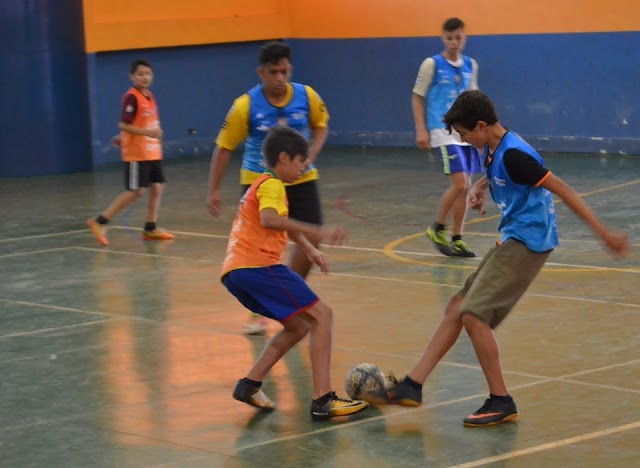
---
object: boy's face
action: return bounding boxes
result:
[453,122,487,147]
[130,65,153,89]
[277,152,306,183]
[258,58,292,95]
[441,28,466,56]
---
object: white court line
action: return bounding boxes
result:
[0,247,72,259]
[1,225,637,272]
[449,420,640,468]
[0,319,114,339]
[73,246,215,263]
[0,229,88,244]
[0,298,156,322]
[331,272,640,309]
[0,344,107,365]
[561,359,640,378]
[113,226,229,239]
[236,379,554,451]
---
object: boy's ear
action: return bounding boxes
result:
[278,151,290,163]
[475,121,488,131]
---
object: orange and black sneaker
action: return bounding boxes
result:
[87,218,109,246]
[463,396,518,427]
[310,391,368,420]
[142,228,174,241]
[232,379,275,411]
[386,373,422,407]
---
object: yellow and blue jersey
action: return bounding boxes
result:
[216,82,329,186]
[487,132,559,252]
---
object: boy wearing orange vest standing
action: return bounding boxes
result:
[88,59,174,245]
[222,126,368,420]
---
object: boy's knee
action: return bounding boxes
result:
[309,301,333,325]
[461,312,487,332]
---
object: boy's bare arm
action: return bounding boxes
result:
[260,209,347,246]
[542,174,630,257]
[305,126,329,169]
[289,231,330,273]
[207,146,233,217]
[118,122,162,140]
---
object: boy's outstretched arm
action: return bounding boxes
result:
[542,174,630,258]
[288,231,330,273]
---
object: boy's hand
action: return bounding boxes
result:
[415,128,430,149]
[147,128,163,140]
[320,226,348,246]
[469,185,486,215]
[207,191,222,217]
[111,135,121,148]
[306,248,330,274]
[602,230,631,258]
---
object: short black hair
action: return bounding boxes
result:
[258,41,292,66]
[130,59,152,74]
[443,90,498,132]
[262,127,308,167]
[443,17,465,32]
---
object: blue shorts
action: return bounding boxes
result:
[222,265,319,322]
[437,145,483,175]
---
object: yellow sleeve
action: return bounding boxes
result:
[256,178,288,216]
[215,94,250,150]
[304,85,329,129]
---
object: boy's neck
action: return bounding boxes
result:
[265,168,280,179]
[442,51,460,61]
[134,85,149,95]
[487,124,508,152]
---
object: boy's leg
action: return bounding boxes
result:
[387,293,464,406]
[302,301,368,420]
[427,145,472,256]
[286,181,323,280]
[244,315,311,382]
[300,301,334,398]
[224,266,315,410]
[388,244,502,406]
[459,240,549,426]
[462,314,507,395]
[88,190,142,246]
[143,162,173,240]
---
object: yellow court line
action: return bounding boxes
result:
[385,178,640,272]
[449,420,640,468]
[466,178,640,226]
[383,232,639,273]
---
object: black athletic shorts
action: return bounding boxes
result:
[240,180,323,225]
[124,160,166,191]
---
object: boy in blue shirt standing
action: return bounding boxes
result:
[388,90,630,427]
[412,18,481,257]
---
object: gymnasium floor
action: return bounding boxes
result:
[1,148,638,467]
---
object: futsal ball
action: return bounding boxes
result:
[345,363,387,404]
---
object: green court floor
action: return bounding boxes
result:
[1,148,639,467]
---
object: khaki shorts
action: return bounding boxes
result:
[458,239,551,329]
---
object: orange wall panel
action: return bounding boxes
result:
[288,0,640,37]
[83,0,640,52]
[83,0,291,52]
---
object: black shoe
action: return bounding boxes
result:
[232,379,276,411]
[450,239,476,258]
[463,397,518,427]
[310,391,368,421]
[426,227,456,256]
[386,374,422,407]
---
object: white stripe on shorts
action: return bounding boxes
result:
[129,161,139,190]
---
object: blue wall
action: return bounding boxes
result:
[87,32,640,167]
[0,0,91,177]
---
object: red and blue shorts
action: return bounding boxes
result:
[222,265,319,322]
